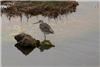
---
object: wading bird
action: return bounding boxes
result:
[33,20,54,39]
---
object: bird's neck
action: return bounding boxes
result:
[40,22,44,24]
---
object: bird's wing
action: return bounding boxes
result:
[40,23,54,33]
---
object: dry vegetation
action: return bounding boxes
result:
[1,1,79,19]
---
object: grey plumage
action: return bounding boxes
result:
[40,23,54,34]
[33,20,54,39]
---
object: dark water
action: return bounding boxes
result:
[1,1,99,67]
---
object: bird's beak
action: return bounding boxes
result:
[33,22,39,24]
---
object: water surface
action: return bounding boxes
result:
[1,1,99,67]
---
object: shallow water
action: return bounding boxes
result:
[1,1,99,67]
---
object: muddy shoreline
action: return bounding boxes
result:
[1,1,79,19]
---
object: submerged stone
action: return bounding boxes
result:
[38,40,55,52]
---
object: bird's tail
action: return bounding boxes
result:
[51,31,54,34]
[49,28,54,34]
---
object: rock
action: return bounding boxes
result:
[14,32,40,47]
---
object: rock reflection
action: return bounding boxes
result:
[15,43,35,56]
[15,39,55,55]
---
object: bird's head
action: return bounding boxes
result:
[39,20,43,23]
[33,20,44,24]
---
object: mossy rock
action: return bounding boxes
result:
[14,32,40,47]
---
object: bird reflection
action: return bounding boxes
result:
[15,39,55,55]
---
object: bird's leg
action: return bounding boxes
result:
[44,33,46,40]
